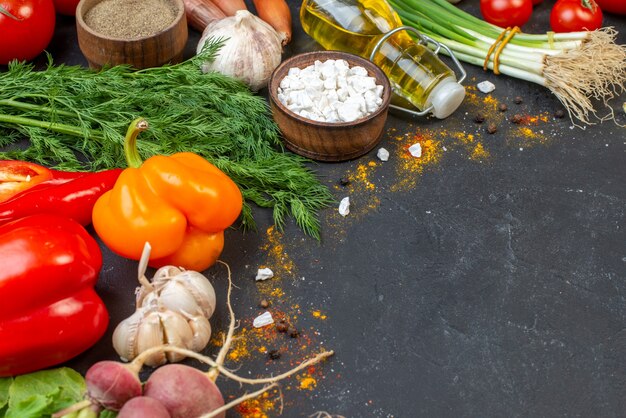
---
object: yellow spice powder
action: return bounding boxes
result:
[471,142,490,160]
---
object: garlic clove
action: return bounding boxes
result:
[170,271,217,318]
[112,308,145,362]
[158,280,205,318]
[186,314,212,352]
[138,290,160,310]
[136,310,168,367]
[159,310,195,363]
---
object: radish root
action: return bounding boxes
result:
[134,345,334,385]
[309,412,346,418]
[198,383,279,418]
[206,260,236,381]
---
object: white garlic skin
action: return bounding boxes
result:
[112,308,144,362]
[197,10,283,91]
[153,270,217,319]
[113,266,217,366]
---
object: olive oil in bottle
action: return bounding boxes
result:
[300,0,465,118]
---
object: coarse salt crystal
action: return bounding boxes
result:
[377,147,389,161]
[408,143,422,158]
[255,268,274,281]
[338,197,350,217]
[279,59,383,123]
[477,80,496,93]
[253,311,274,328]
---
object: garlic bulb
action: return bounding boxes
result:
[113,264,217,366]
[197,10,283,91]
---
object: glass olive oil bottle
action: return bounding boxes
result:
[300,0,465,118]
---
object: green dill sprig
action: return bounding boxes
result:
[0,39,334,238]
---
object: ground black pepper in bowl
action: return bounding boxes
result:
[84,0,177,39]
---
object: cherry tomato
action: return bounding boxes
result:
[0,0,56,65]
[53,0,80,15]
[594,0,626,15]
[532,0,543,5]
[550,0,603,32]
[480,0,533,28]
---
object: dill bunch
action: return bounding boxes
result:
[0,39,333,238]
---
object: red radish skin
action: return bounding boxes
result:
[118,396,172,418]
[85,361,143,410]
[143,364,225,418]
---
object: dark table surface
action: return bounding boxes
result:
[10,0,626,417]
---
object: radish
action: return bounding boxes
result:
[52,361,143,417]
[118,396,172,418]
[84,360,143,410]
[143,364,225,418]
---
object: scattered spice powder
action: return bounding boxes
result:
[299,376,318,390]
[236,390,280,418]
[470,142,490,161]
[312,310,328,320]
[260,226,295,278]
[84,0,177,39]
[390,133,442,192]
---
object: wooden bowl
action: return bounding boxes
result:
[268,51,391,162]
[76,0,188,69]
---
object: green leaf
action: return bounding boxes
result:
[4,368,85,418]
[0,378,12,410]
[99,410,118,418]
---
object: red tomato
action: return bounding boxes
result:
[550,0,603,32]
[532,0,543,5]
[53,0,79,15]
[0,0,56,65]
[480,0,533,28]
[594,0,626,15]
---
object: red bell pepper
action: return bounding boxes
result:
[0,214,109,377]
[0,160,122,226]
[0,160,83,203]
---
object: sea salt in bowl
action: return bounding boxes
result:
[268,51,391,162]
[76,0,188,69]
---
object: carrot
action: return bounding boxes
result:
[183,0,226,32]
[252,0,292,46]
[211,0,248,16]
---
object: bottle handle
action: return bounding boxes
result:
[368,26,467,117]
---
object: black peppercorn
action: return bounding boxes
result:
[259,299,269,309]
[288,327,299,338]
[268,349,281,360]
[474,113,485,123]
[276,321,288,333]
[514,96,523,104]
[339,177,350,186]
[511,114,524,124]
[498,103,508,112]
[554,109,565,119]
[487,123,498,134]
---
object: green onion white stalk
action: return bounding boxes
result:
[389,0,626,124]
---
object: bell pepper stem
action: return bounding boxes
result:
[124,118,149,169]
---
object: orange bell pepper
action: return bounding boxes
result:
[92,118,242,271]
